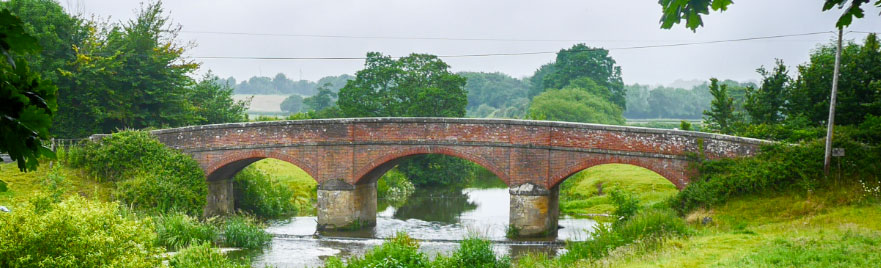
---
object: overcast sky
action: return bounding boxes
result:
[66,0,880,86]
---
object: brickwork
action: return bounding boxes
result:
[147,117,769,189]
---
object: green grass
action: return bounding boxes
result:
[240,158,318,215]
[0,162,113,207]
[559,164,679,216]
[553,188,881,267]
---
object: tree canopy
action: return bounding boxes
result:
[338,52,467,118]
[458,71,529,118]
[528,78,625,125]
[529,44,626,110]
[659,0,881,30]
[0,8,57,171]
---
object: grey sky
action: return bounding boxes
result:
[68,0,879,86]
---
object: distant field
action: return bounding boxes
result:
[233,94,297,113]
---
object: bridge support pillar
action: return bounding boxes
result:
[509,183,559,237]
[317,180,377,230]
[204,179,235,217]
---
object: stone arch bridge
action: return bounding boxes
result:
[137,118,767,236]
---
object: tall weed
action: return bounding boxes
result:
[222,215,272,249]
[155,212,218,251]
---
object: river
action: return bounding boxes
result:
[234,188,597,267]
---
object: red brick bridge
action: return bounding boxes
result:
[147,117,767,236]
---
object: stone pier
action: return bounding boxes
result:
[204,179,234,217]
[317,180,377,230]
[509,183,559,237]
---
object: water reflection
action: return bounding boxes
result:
[248,188,597,267]
[387,188,477,224]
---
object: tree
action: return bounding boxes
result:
[189,72,250,124]
[703,78,737,134]
[338,52,470,188]
[280,94,304,113]
[458,72,529,118]
[786,34,881,125]
[0,9,57,171]
[529,44,626,109]
[53,1,200,137]
[659,0,880,30]
[527,78,625,125]
[744,59,790,125]
[303,83,336,112]
[338,52,467,117]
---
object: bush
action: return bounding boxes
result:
[233,166,298,219]
[325,233,429,268]
[377,168,415,207]
[560,207,687,264]
[169,242,248,268]
[222,215,272,249]
[437,237,510,268]
[66,131,207,216]
[673,135,881,212]
[156,212,218,251]
[0,196,162,267]
[0,179,6,192]
[610,190,641,221]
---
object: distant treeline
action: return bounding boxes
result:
[624,80,753,119]
[228,74,354,95]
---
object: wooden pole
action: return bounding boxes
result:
[824,28,843,176]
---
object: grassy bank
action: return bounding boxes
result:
[0,162,113,206]
[557,187,881,267]
[559,164,679,216]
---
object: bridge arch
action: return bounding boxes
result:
[204,149,319,182]
[352,146,509,185]
[549,156,689,190]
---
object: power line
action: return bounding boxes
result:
[193,31,835,61]
[181,30,621,43]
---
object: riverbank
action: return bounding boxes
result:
[548,186,881,267]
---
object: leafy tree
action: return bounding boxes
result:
[786,34,881,125]
[0,9,57,171]
[1,0,87,83]
[458,71,529,118]
[303,83,337,112]
[190,72,250,124]
[54,1,199,137]
[659,0,880,30]
[338,52,467,117]
[338,52,469,188]
[703,78,738,134]
[532,44,626,109]
[744,59,791,125]
[280,94,304,113]
[527,78,625,125]
[528,63,556,98]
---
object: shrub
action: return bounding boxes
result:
[169,242,248,268]
[377,168,415,207]
[560,207,687,264]
[233,166,298,219]
[609,190,641,221]
[325,233,429,268]
[156,212,218,251]
[0,196,162,267]
[66,131,207,216]
[441,237,510,268]
[223,215,272,249]
[673,136,881,212]
[0,179,6,192]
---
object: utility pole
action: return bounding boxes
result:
[824,28,843,176]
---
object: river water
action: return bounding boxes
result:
[238,188,597,267]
